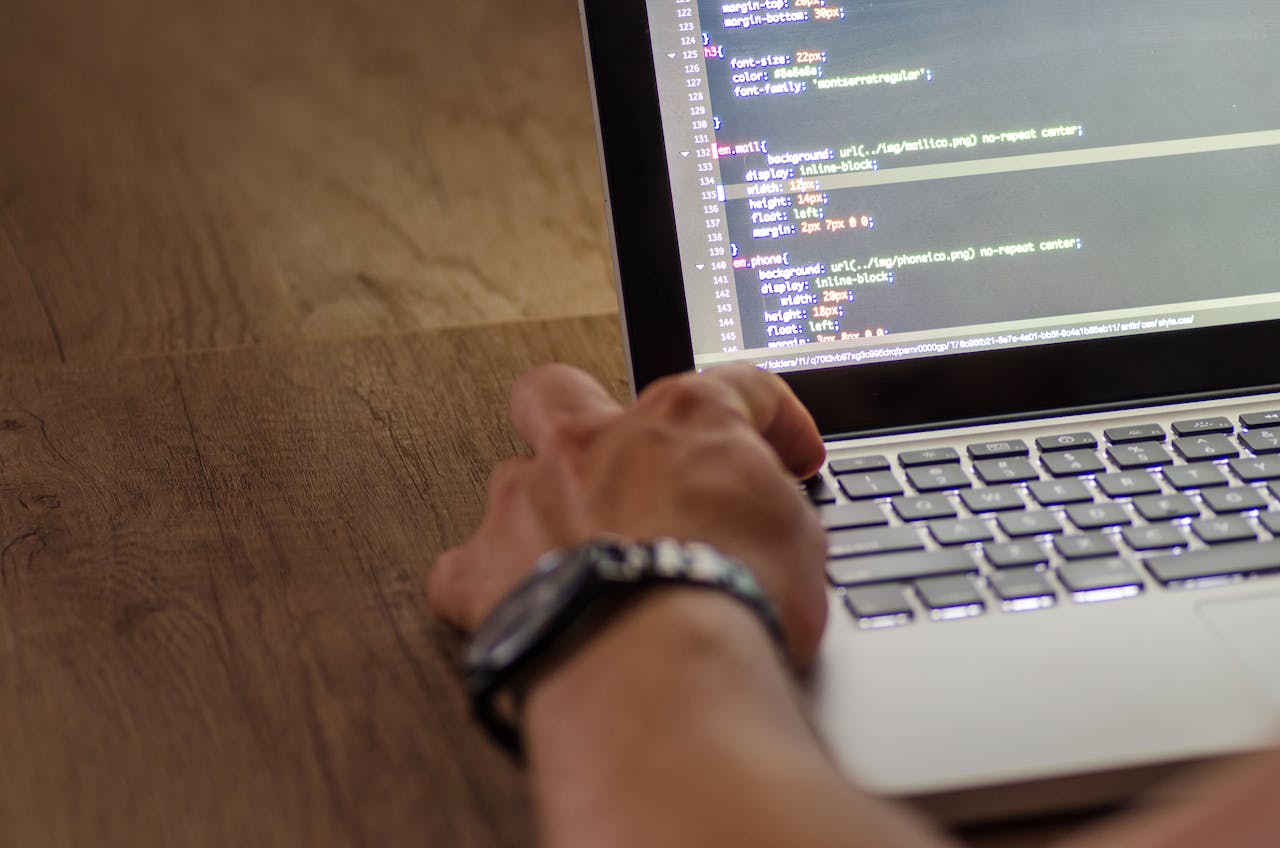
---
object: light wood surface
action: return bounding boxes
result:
[0,0,1100,844]
[0,0,616,367]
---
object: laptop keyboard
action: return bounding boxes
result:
[808,411,1280,629]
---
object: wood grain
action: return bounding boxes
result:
[0,315,626,847]
[0,312,1095,847]
[0,216,64,365]
[0,1,1106,843]
[0,0,616,367]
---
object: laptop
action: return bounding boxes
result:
[577,0,1280,823]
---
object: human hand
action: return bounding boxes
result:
[427,363,830,666]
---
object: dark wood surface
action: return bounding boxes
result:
[0,315,628,846]
[0,0,1096,844]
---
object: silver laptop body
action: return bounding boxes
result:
[812,395,1280,821]
[578,0,1280,821]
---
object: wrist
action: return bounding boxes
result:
[521,588,835,847]
[523,586,810,762]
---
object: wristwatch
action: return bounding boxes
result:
[464,538,785,757]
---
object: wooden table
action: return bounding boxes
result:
[0,1,1095,844]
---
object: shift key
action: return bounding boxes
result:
[829,549,978,587]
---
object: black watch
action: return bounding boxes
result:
[463,538,784,757]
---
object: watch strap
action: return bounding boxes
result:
[465,538,784,758]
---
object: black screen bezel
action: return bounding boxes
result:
[581,1,694,390]
[580,0,1280,437]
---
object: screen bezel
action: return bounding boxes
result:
[580,0,1280,437]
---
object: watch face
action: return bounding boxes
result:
[467,555,596,671]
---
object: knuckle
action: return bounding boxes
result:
[640,375,734,423]
[539,415,600,456]
[683,433,760,471]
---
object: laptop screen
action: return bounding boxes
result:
[643,1,1280,376]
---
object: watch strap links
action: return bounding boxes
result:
[465,538,784,758]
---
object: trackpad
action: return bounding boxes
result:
[1198,591,1280,707]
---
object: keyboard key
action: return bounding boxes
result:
[1261,510,1280,536]
[1096,471,1161,499]
[892,495,957,522]
[1132,493,1200,522]
[1240,410,1280,429]
[827,549,978,587]
[1065,502,1133,530]
[1036,432,1098,452]
[1191,516,1257,545]
[828,527,925,559]
[1172,416,1234,437]
[844,585,913,623]
[960,485,1025,513]
[967,439,1029,459]
[1107,442,1174,470]
[838,472,904,500]
[820,503,889,531]
[1122,523,1189,551]
[1201,486,1269,514]
[804,476,837,506]
[1240,428,1280,456]
[1173,435,1239,463]
[997,510,1064,538]
[1058,559,1145,597]
[1165,464,1230,491]
[973,457,1040,484]
[906,465,973,493]
[988,568,1057,608]
[898,447,960,468]
[829,455,891,475]
[1042,450,1106,478]
[1029,478,1094,506]
[929,518,995,546]
[1055,532,1120,559]
[1229,456,1280,483]
[916,575,985,616]
[985,541,1051,569]
[1105,424,1166,444]
[1146,539,1280,585]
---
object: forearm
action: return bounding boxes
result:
[523,590,953,848]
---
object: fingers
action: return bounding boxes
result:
[435,364,827,645]
[510,364,624,454]
[426,545,473,629]
[512,363,823,478]
[429,457,539,631]
[697,365,826,479]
